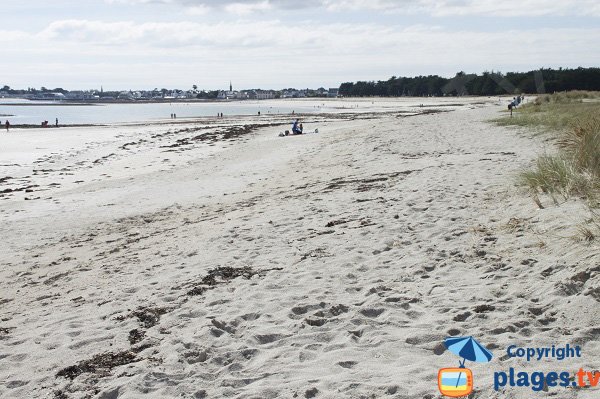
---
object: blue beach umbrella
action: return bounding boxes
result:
[444,336,493,388]
[445,336,493,365]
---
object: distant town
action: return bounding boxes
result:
[3,68,600,103]
[0,82,340,102]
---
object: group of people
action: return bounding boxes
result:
[509,95,525,108]
[507,95,525,116]
[170,113,177,119]
[41,118,59,127]
[280,119,304,136]
[3,118,60,131]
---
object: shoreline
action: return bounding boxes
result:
[1,95,512,105]
[0,108,448,130]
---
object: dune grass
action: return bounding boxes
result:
[494,91,600,132]
[493,91,600,241]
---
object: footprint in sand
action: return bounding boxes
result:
[359,308,385,318]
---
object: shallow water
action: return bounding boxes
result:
[0,99,325,125]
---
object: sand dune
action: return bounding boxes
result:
[0,99,598,398]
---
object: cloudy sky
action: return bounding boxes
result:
[1,0,599,90]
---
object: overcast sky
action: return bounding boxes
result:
[1,0,599,90]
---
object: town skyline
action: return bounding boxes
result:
[0,82,339,101]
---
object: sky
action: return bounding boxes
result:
[1,0,599,91]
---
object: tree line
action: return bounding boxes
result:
[338,67,600,97]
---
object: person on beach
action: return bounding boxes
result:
[55,118,58,127]
[5,120,9,132]
[292,119,303,134]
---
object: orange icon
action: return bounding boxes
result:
[438,367,474,397]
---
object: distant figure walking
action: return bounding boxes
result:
[55,118,59,127]
[173,113,176,119]
[5,120,9,132]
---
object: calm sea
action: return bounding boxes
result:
[0,99,326,125]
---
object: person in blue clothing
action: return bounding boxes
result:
[291,119,303,134]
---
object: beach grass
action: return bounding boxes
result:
[493,91,600,132]
[493,91,600,209]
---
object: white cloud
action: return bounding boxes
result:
[104,0,600,16]
[186,5,211,15]
[37,19,329,49]
[0,15,600,88]
[224,1,272,15]
[30,18,599,59]
[416,0,600,17]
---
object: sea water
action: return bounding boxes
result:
[0,99,327,125]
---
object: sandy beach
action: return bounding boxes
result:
[0,98,598,398]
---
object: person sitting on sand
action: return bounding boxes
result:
[292,119,302,135]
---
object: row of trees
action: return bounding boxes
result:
[1,86,69,95]
[338,68,600,97]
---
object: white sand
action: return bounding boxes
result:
[0,98,598,398]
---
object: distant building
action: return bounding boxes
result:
[328,88,339,98]
[217,81,244,100]
[186,89,200,99]
[65,91,96,100]
[255,90,275,100]
[117,91,135,100]
[34,92,66,101]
